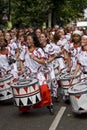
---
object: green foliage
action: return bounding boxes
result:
[1,0,87,28]
[11,0,53,27]
[55,0,87,25]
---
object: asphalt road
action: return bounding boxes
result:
[0,87,87,130]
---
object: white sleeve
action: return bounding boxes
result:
[47,44,55,55]
[12,42,18,49]
[19,49,25,61]
[35,48,45,58]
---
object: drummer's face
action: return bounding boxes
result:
[19,36,24,42]
[40,34,47,47]
[73,34,81,43]
[81,37,87,47]
[0,39,5,47]
[5,33,11,41]
[27,36,34,47]
[35,29,41,38]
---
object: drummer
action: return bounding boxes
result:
[49,31,66,73]
[4,32,19,81]
[0,35,18,82]
[0,36,10,76]
[40,32,59,102]
[73,35,87,80]
[68,30,82,72]
[54,30,69,73]
[19,32,53,113]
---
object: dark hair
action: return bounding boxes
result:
[27,32,42,48]
[41,32,50,44]
[71,33,81,43]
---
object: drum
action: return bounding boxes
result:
[59,71,81,96]
[0,74,13,101]
[68,82,87,113]
[11,78,42,107]
[42,68,51,89]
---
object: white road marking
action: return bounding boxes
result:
[48,106,66,130]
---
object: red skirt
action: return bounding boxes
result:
[33,84,52,108]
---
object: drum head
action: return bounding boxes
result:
[0,74,13,82]
[68,82,87,95]
[60,71,80,80]
[11,78,38,88]
[17,79,32,85]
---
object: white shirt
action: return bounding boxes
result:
[69,42,81,71]
[20,47,45,73]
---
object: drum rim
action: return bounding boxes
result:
[0,74,13,82]
[11,78,39,88]
[68,82,87,95]
[60,72,80,80]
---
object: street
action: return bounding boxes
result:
[0,87,87,130]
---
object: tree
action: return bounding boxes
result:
[1,0,87,28]
[52,0,87,26]
[11,0,53,28]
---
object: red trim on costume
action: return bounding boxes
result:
[82,49,87,52]
[0,49,9,56]
[74,45,80,48]
[28,47,37,53]
[20,59,24,62]
[77,62,81,65]
[21,42,26,46]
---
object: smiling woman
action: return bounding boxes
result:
[18,32,53,113]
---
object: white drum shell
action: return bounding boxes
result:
[0,75,13,101]
[68,83,87,113]
[60,72,81,96]
[11,79,41,107]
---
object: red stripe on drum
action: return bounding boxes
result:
[13,89,40,97]
[75,95,81,99]
[7,82,11,86]
[24,87,28,93]
[0,85,4,88]
[32,85,36,90]
[16,88,20,94]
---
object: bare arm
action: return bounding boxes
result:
[72,64,80,78]
[15,48,19,60]
[19,60,25,74]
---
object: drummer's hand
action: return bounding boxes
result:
[19,69,25,75]
[72,72,77,79]
[67,67,71,73]
[30,54,35,59]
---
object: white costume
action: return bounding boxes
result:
[43,43,58,98]
[50,42,66,71]
[0,50,10,74]
[57,38,69,71]
[69,43,81,71]
[7,42,18,79]
[19,47,46,85]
